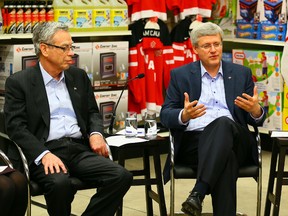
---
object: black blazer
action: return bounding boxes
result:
[4,63,103,167]
[160,60,265,183]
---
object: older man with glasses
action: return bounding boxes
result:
[4,22,133,216]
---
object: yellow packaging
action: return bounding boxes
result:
[284,82,288,108]
[92,0,111,30]
[282,108,288,130]
[109,0,128,30]
[53,0,74,28]
[73,0,93,29]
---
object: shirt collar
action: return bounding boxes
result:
[200,61,223,77]
[39,62,65,85]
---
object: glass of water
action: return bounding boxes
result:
[114,112,125,132]
[144,112,157,140]
[125,112,138,137]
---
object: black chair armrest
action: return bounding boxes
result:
[0,131,30,182]
[0,148,13,168]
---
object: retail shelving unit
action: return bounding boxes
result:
[0,31,131,43]
[223,37,285,53]
[224,38,285,47]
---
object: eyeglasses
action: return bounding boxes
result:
[42,42,76,53]
[198,42,222,50]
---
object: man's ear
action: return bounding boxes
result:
[39,43,49,57]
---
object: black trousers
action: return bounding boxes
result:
[30,138,133,216]
[177,116,252,216]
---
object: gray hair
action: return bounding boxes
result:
[190,22,224,47]
[32,22,69,57]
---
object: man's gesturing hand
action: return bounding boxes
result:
[181,92,206,123]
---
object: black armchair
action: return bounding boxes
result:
[0,112,113,216]
[169,125,262,216]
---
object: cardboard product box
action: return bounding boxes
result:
[110,0,128,30]
[263,0,286,23]
[53,0,74,29]
[260,22,287,41]
[0,44,36,91]
[232,49,283,92]
[236,0,262,39]
[258,91,283,130]
[92,7,111,30]
[92,41,128,91]
[283,82,288,108]
[236,20,261,39]
[259,0,287,41]
[73,42,93,83]
[73,8,93,29]
[238,0,259,22]
[94,90,128,129]
[282,107,288,130]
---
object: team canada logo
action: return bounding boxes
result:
[150,41,156,48]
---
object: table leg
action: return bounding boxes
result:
[272,146,286,216]
[264,140,278,216]
[116,151,126,216]
[152,147,167,216]
[143,150,153,216]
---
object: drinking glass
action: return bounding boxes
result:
[114,112,125,132]
[144,112,157,140]
[125,112,138,137]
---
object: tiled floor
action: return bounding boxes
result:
[30,151,288,216]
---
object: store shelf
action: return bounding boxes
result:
[0,30,131,40]
[223,37,285,47]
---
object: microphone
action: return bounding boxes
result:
[108,73,145,134]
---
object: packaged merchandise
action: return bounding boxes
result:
[92,0,111,30]
[73,0,93,29]
[258,91,283,130]
[283,82,288,108]
[110,0,128,30]
[236,0,262,39]
[92,41,129,91]
[53,0,74,28]
[260,0,287,41]
[0,44,35,91]
[282,107,288,130]
[94,90,128,129]
[232,49,283,92]
[23,1,32,33]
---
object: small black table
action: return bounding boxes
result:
[264,136,288,216]
[110,135,169,216]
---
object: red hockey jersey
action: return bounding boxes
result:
[172,0,216,21]
[170,16,199,68]
[128,19,174,115]
[126,0,179,21]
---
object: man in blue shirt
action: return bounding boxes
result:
[160,22,265,216]
[4,22,132,216]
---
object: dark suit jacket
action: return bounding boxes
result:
[160,60,265,184]
[4,63,103,167]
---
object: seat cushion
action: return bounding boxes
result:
[173,164,259,179]
[30,177,95,196]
